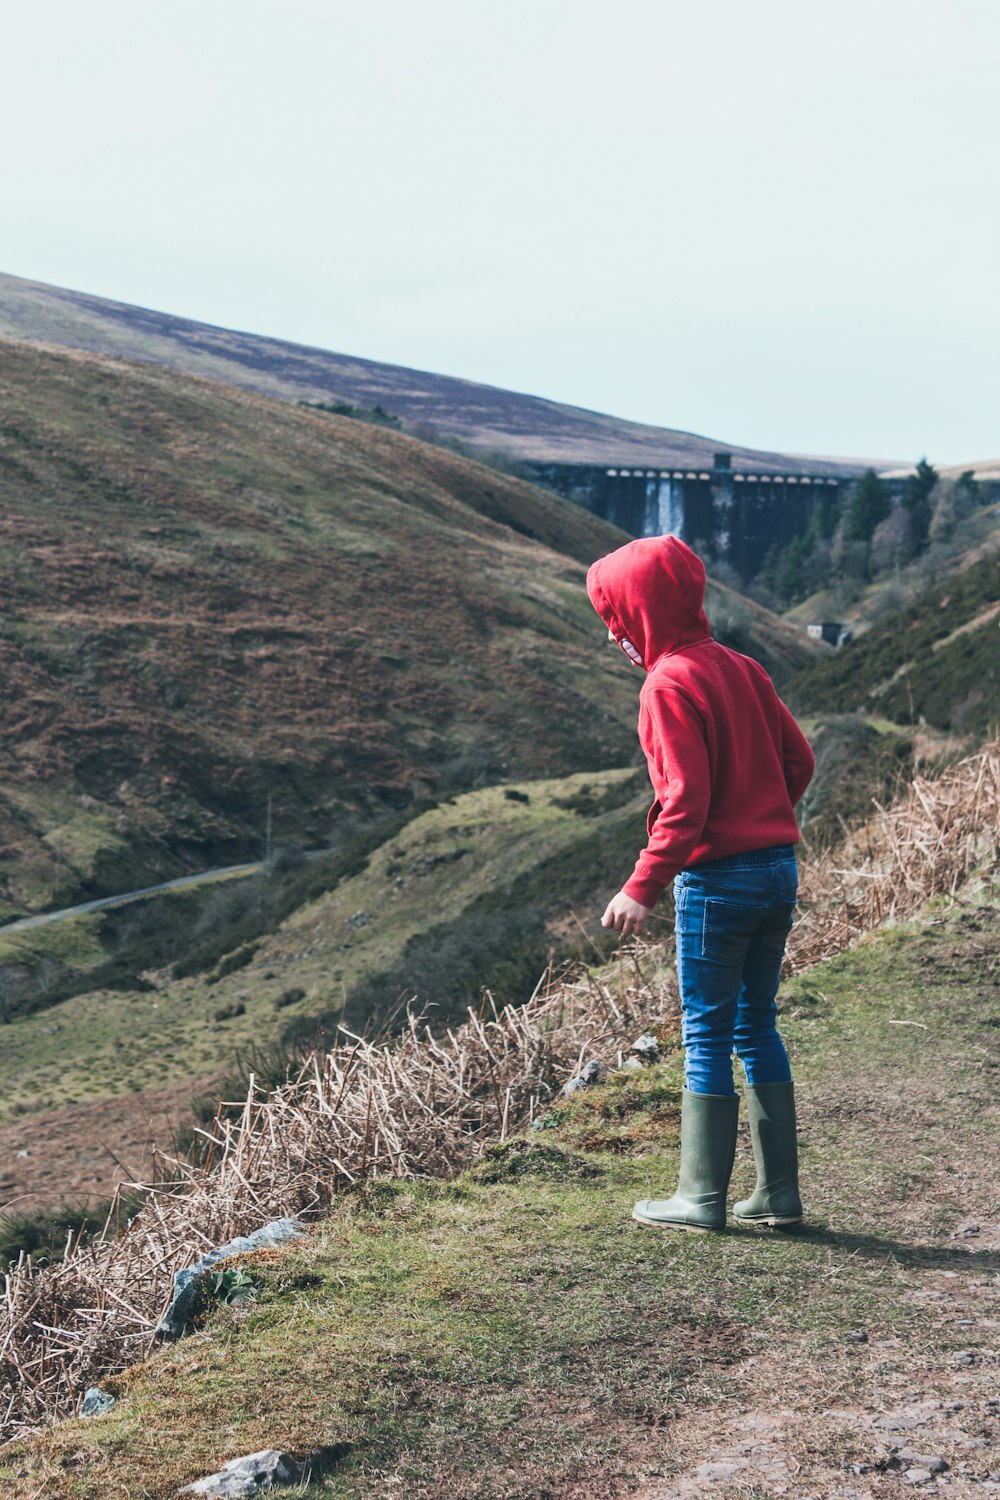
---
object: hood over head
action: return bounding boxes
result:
[586,535,712,669]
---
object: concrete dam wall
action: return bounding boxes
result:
[525,453,850,577]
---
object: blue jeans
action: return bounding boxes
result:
[673,845,797,1097]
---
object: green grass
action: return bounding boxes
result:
[794,712,915,845]
[0,769,652,1123]
[787,554,1000,738]
[2,900,997,1497]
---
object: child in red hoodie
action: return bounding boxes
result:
[586,535,815,1232]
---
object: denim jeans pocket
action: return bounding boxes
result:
[702,897,768,963]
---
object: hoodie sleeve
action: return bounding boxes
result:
[623,687,711,908]
[777,699,815,806]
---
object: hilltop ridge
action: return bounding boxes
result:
[0,270,883,473]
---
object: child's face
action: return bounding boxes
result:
[608,627,644,668]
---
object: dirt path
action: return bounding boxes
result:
[626,906,1000,1500]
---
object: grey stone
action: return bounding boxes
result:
[179,1446,348,1496]
[904,1469,934,1486]
[156,1218,303,1339]
[179,1449,298,1497]
[898,1452,948,1474]
[630,1034,660,1063]
[849,1329,869,1343]
[349,910,369,928]
[563,1060,607,1094]
[580,1059,608,1084]
[80,1387,116,1417]
[873,1412,923,1431]
[621,1056,644,1071]
[694,1460,745,1482]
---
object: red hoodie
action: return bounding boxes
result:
[586,536,815,908]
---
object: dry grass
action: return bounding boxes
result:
[789,737,999,968]
[1,741,997,1443]
[0,958,663,1440]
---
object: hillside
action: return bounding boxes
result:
[786,554,999,742]
[0,336,642,918]
[783,492,1000,636]
[0,767,652,1212]
[0,685,995,1497]
[0,337,823,1218]
[2,893,997,1495]
[0,271,877,474]
[0,336,818,923]
[880,457,1000,482]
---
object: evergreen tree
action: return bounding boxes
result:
[818,493,839,540]
[779,534,809,601]
[843,468,890,543]
[954,469,980,514]
[803,494,834,549]
[803,505,821,550]
[902,457,938,552]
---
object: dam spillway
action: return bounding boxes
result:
[524,452,852,577]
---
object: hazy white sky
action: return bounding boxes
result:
[3,0,998,463]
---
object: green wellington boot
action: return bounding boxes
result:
[633,1089,739,1232]
[733,1080,803,1227]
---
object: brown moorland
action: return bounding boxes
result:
[0,336,816,920]
[0,336,639,917]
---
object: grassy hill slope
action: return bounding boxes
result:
[0,336,649,918]
[783,494,1000,636]
[0,769,650,1126]
[0,338,818,925]
[0,336,822,1226]
[2,899,997,1498]
[786,554,999,741]
[0,272,876,473]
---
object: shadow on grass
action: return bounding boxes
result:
[750,1221,1000,1274]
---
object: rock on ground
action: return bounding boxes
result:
[179,1448,298,1497]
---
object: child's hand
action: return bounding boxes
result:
[601,891,651,937]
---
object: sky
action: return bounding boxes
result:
[3,0,998,464]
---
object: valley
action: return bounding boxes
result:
[1,329,996,1247]
[0,286,995,1494]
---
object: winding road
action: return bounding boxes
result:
[0,861,266,938]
